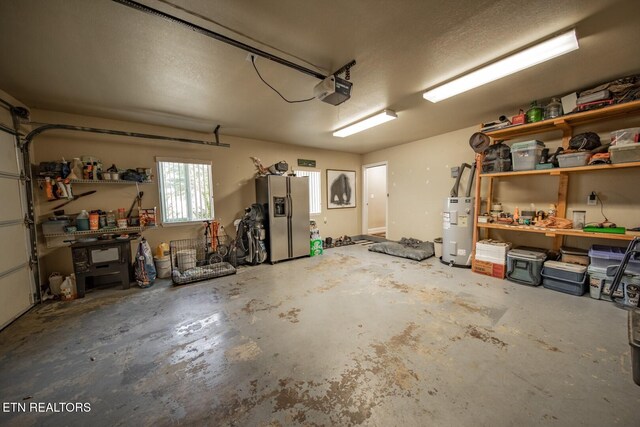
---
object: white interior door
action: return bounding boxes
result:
[0,120,35,330]
[362,162,388,236]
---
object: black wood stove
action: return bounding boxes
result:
[71,237,134,297]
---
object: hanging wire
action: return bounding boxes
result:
[251,57,315,104]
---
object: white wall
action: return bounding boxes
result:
[362,126,477,241]
[365,165,387,231]
[363,119,640,250]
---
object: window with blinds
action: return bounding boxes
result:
[156,158,214,224]
[296,170,321,215]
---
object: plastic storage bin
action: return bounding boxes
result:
[589,245,640,275]
[42,219,70,235]
[560,246,589,266]
[506,248,547,286]
[475,239,512,264]
[557,152,592,168]
[611,127,640,146]
[541,261,588,296]
[610,144,640,164]
[587,264,633,301]
[511,140,545,171]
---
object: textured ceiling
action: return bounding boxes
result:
[1,0,639,153]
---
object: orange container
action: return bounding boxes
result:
[89,213,99,230]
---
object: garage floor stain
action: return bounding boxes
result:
[0,245,638,426]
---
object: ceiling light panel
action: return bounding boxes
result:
[423,30,579,103]
[333,110,398,138]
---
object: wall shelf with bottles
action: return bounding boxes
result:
[42,225,157,248]
[42,225,156,239]
[37,178,152,185]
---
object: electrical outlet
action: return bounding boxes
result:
[246,53,256,63]
[587,192,597,206]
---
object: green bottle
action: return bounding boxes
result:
[526,101,544,123]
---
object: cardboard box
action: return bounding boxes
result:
[310,238,323,256]
[140,207,157,227]
[472,259,506,279]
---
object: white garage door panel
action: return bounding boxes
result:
[0,224,28,273]
[0,267,32,329]
[0,131,19,174]
[0,179,23,221]
[0,121,34,330]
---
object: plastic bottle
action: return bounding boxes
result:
[155,242,169,258]
[107,210,116,227]
[60,276,74,300]
[89,212,99,230]
[76,210,90,231]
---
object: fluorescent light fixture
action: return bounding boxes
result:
[333,109,397,137]
[423,29,579,103]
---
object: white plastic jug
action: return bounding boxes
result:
[60,274,77,301]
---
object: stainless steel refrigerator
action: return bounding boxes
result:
[256,175,310,263]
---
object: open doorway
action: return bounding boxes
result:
[362,162,388,238]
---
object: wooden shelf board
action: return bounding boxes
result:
[477,223,634,241]
[480,161,640,178]
[485,100,640,140]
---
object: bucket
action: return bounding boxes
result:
[49,272,63,296]
[177,249,197,271]
[589,274,604,299]
[154,256,171,279]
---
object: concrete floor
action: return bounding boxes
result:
[0,245,638,426]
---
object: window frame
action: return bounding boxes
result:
[156,157,214,225]
[296,168,322,216]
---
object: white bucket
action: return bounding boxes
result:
[176,249,197,271]
[154,256,171,279]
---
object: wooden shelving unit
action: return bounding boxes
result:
[472,100,640,255]
[485,100,640,141]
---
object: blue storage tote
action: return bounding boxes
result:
[541,261,588,296]
[589,244,640,275]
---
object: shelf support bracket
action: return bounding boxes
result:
[554,119,573,149]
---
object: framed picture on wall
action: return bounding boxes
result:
[327,169,356,209]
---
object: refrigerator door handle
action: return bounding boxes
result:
[283,195,290,218]
[287,195,293,218]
